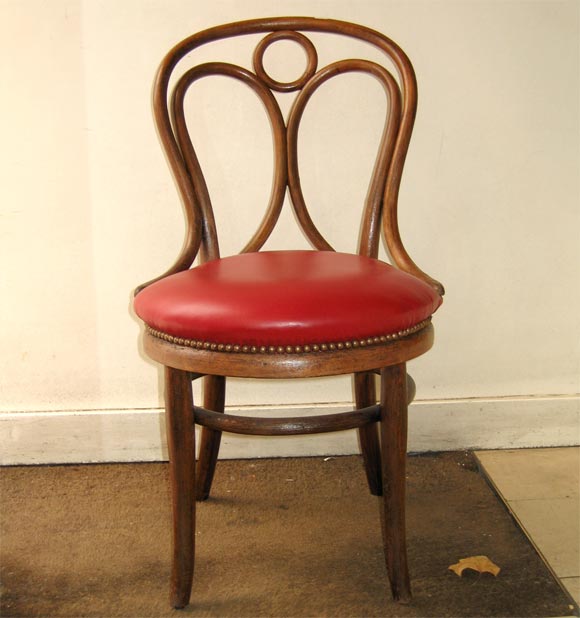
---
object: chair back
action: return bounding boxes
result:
[153,17,421,276]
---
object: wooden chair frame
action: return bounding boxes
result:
[135,17,444,609]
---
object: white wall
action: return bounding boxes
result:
[1,0,578,462]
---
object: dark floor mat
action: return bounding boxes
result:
[0,453,575,617]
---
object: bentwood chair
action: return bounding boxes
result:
[134,17,444,609]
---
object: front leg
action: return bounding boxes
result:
[164,366,196,609]
[379,363,411,603]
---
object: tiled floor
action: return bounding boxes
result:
[475,447,580,610]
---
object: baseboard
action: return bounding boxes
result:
[1,396,578,465]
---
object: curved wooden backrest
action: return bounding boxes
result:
[144,17,443,295]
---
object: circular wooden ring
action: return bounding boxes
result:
[253,31,318,92]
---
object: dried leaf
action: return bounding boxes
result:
[448,555,500,577]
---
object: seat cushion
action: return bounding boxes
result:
[134,250,442,349]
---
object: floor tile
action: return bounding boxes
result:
[561,576,580,604]
[509,497,580,578]
[475,447,580,501]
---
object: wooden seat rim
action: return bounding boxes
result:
[143,323,434,379]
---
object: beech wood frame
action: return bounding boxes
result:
[136,16,443,610]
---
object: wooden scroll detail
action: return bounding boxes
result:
[287,60,402,257]
[253,31,318,93]
[171,63,288,261]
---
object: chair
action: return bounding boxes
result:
[134,17,444,609]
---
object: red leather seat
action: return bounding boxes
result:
[135,250,442,350]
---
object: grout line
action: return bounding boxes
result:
[508,496,580,503]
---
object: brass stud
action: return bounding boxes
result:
[147,317,433,355]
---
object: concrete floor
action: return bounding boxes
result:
[476,447,580,609]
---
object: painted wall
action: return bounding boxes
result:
[1,0,578,458]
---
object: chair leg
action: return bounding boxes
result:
[196,375,226,501]
[164,366,196,609]
[355,371,382,496]
[379,363,412,603]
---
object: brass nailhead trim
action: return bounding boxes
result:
[146,318,432,355]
